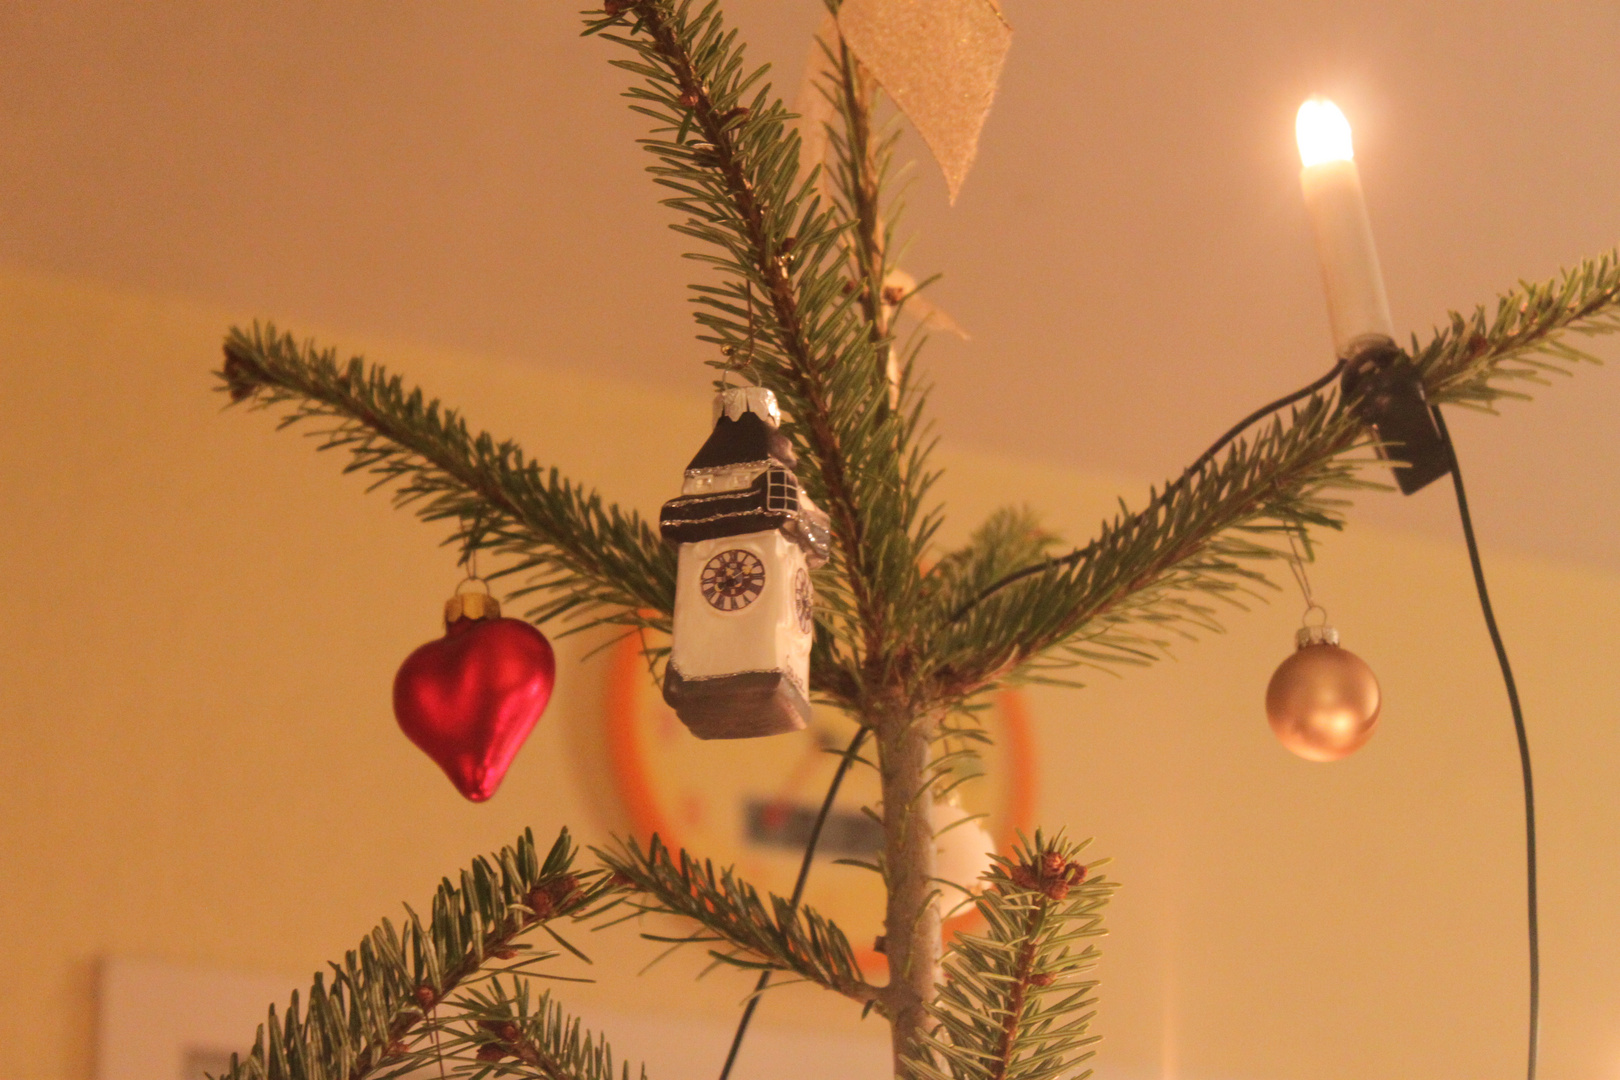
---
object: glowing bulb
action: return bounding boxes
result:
[1296,98,1354,167]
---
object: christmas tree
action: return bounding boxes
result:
[211,3,1617,1079]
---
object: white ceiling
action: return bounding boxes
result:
[4,1,1617,569]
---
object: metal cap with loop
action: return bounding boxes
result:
[1294,604,1340,649]
[445,576,502,626]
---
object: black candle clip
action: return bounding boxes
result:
[1340,339,1453,495]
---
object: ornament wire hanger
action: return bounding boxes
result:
[459,517,490,594]
[720,280,759,391]
[1284,527,1331,639]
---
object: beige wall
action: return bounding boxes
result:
[3,265,1619,1080]
[5,1,1619,573]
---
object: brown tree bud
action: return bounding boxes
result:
[221,347,256,403]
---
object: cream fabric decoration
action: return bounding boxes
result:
[835,0,1013,203]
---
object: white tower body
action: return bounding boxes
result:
[670,530,812,698]
[659,388,830,739]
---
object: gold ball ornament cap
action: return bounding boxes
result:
[1266,631,1382,762]
[444,591,502,626]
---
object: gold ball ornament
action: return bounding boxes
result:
[1265,625,1382,761]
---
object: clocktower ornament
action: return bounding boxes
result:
[659,387,832,739]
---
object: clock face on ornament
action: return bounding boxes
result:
[700,548,766,611]
[604,634,1036,973]
[792,568,813,634]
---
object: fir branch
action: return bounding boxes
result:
[1414,248,1620,409]
[928,393,1366,696]
[596,834,881,1008]
[215,830,616,1080]
[825,28,898,364]
[923,508,1063,610]
[421,979,645,1080]
[584,0,938,703]
[219,324,674,631]
[904,835,1112,1080]
[926,252,1620,702]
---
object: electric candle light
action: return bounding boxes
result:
[1296,97,1396,359]
[1296,96,1452,495]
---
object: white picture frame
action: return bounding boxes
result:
[97,958,304,1080]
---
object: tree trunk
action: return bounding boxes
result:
[878,709,940,1076]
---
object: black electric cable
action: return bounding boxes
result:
[716,726,872,1080]
[1171,357,1348,493]
[1432,405,1540,1080]
[949,358,1347,622]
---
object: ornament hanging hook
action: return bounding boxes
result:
[742,278,757,382]
[453,575,492,598]
[720,280,759,391]
[459,514,486,590]
[1283,525,1325,627]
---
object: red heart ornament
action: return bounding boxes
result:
[392,617,556,802]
